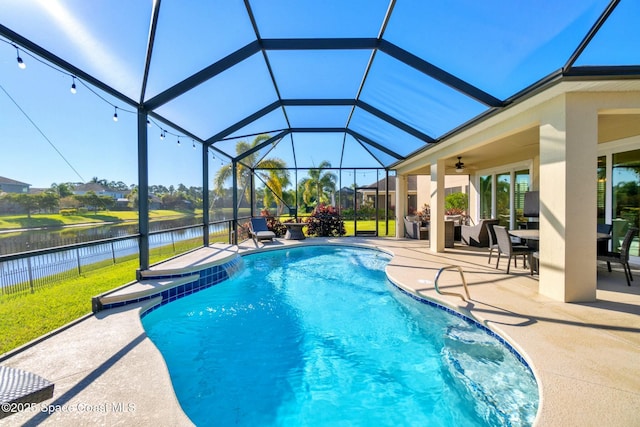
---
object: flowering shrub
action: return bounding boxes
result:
[304,204,346,237]
[419,204,430,221]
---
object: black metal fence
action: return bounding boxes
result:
[0,220,231,296]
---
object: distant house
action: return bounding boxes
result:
[0,176,30,194]
[115,198,130,209]
[73,183,126,200]
[360,175,469,214]
[337,187,355,210]
[28,188,48,195]
[359,176,419,213]
[149,195,162,210]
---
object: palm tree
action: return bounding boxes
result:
[259,167,291,215]
[299,161,337,207]
[213,134,289,211]
[50,182,73,198]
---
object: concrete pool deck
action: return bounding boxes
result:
[1,237,639,426]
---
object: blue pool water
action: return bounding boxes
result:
[142,246,538,426]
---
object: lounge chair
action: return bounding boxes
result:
[598,227,638,286]
[403,216,429,240]
[461,218,499,247]
[249,217,276,244]
[493,226,536,274]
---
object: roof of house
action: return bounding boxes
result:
[0,176,30,186]
[74,183,110,192]
[361,176,416,192]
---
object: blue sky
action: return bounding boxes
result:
[0,0,637,189]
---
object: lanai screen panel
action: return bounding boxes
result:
[248,0,389,38]
[285,106,352,129]
[145,0,256,99]
[225,109,290,141]
[0,0,150,100]
[267,50,372,99]
[253,134,297,168]
[341,134,387,168]
[384,0,610,99]
[359,144,400,168]
[575,0,640,66]
[349,107,426,159]
[359,52,488,139]
[154,53,278,140]
[290,133,350,169]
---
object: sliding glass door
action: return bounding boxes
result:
[611,149,640,256]
[476,164,531,229]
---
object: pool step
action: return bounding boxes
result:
[441,325,535,426]
[93,274,200,312]
[92,256,245,313]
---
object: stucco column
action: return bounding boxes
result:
[395,174,408,238]
[430,159,446,252]
[468,174,479,220]
[538,94,598,302]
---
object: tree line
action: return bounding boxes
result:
[0,178,206,217]
[213,134,340,215]
[1,134,351,218]
[0,191,116,218]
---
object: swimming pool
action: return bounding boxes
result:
[142,245,538,426]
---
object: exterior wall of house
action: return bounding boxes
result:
[0,183,28,193]
[414,174,468,215]
[0,179,29,194]
[416,175,430,212]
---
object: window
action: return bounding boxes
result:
[477,166,531,228]
[480,175,492,219]
[597,156,606,225]
[515,170,531,226]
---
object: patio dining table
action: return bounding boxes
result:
[509,229,612,241]
[508,229,612,274]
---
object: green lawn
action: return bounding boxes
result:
[0,258,139,355]
[0,232,234,355]
[343,219,396,236]
[0,209,199,230]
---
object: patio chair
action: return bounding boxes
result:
[249,217,276,244]
[597,227,638,286]
[486,222,499,265]
[596,223,613,256]
[404,216,429,240]
[487,222,523,266]
[461,218,499,247]
[493,226,536,274]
